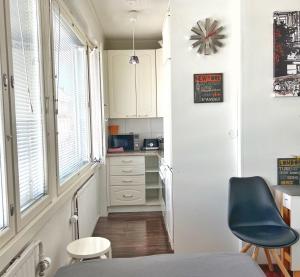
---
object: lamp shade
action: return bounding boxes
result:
[129,55,139,64]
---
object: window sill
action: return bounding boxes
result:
[0,162,101,272]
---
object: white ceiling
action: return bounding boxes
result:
[89,0,169,40]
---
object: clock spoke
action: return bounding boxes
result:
[197,20,207,37]
[209,38,218,53]
[191,27,205,36]
[208,20,218,34]
[190,35,203,40]
[192,40,202,48]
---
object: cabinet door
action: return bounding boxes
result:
[156,49,164,117]
[136,50,157,118]
[108,50,136,118]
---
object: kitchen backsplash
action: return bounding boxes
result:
[108,118,163,143]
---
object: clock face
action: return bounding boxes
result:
[190,18,225,55]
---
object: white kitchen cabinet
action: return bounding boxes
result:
[136,50,157,118]
[108,155,146,206]
[107,50,157,118]
[108,50,136,118]
[156,48,164,118]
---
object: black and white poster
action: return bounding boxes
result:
[273,11,300,97]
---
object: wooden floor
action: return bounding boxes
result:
[93,212,173,258]
[93,212,281,276]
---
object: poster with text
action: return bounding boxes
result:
[194,73,223,103]
[277,158,299,185]
[274,11,300,97]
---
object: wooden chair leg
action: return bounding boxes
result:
[252,247,259,261]
[240,243,252,253]
[270,249,291,277]
[264,249,274,272]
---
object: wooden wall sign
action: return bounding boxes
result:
[277,158,299,185]
[194,73,223,103]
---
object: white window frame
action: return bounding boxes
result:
[0,1,16,247]
[88,47,105,162]
[4,0,52,231]
[51,0,93,195]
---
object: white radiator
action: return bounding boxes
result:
[2,241,50,277]
[73,174,99,239]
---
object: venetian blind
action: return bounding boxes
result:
[89,49,103,161]
[9,0,47,211]
[52,4,90,184]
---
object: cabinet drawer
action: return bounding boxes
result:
[110,165,145,176]
[110,156,144,166]
[110,175,145,186]
[283,193,291,210]
[110,186,145,206]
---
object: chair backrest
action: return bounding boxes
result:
[228,176,286,229]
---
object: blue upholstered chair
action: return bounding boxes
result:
[228,176,299,277]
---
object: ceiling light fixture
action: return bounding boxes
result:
[129,10,139,65]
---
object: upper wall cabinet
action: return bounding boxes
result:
[108,50,136,118]
[107,50,157,119]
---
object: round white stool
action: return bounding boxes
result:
[67,237,112,263]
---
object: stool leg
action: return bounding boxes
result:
[270,249,291,277]
[240,243,252,253]
[108,247,112,259]
[252,247,259,261]
[264,249,274,272]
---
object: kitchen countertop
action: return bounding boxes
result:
[272,185,300,196]
[106,150,164,159]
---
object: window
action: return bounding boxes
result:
[9,0,47,212]
[52,6,91,185]
[89,49,104,161]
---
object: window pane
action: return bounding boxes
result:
[53,6,90,184]
[90,49,103,161]
[0,64,8,230]
[9,0,47,211]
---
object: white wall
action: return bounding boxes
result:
[170,0,240,253]
[241,0,300,183]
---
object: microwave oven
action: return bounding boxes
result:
[108,135,134,151]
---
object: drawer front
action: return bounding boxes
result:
[110,175,145,186]
[283,193,291,210]
[110,156,145,166]
[110,165,145,176]
[110,186,145,206]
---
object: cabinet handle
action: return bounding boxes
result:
[121,160,133,163]
[123,194,134,198]
[122,169,133,173]
[122,180,133,183]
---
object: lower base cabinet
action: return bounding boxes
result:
[107,155,162,208]
[110,186,145,206]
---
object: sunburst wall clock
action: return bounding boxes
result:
[190,18,225,55]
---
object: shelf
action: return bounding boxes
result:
[145,169,159,173]
[146,199,161,206]
[146,184,162,189]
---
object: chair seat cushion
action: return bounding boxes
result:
[231,225,299,248]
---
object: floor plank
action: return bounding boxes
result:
[93,212,173,258]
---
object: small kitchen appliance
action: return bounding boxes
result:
[143,138,159,150]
